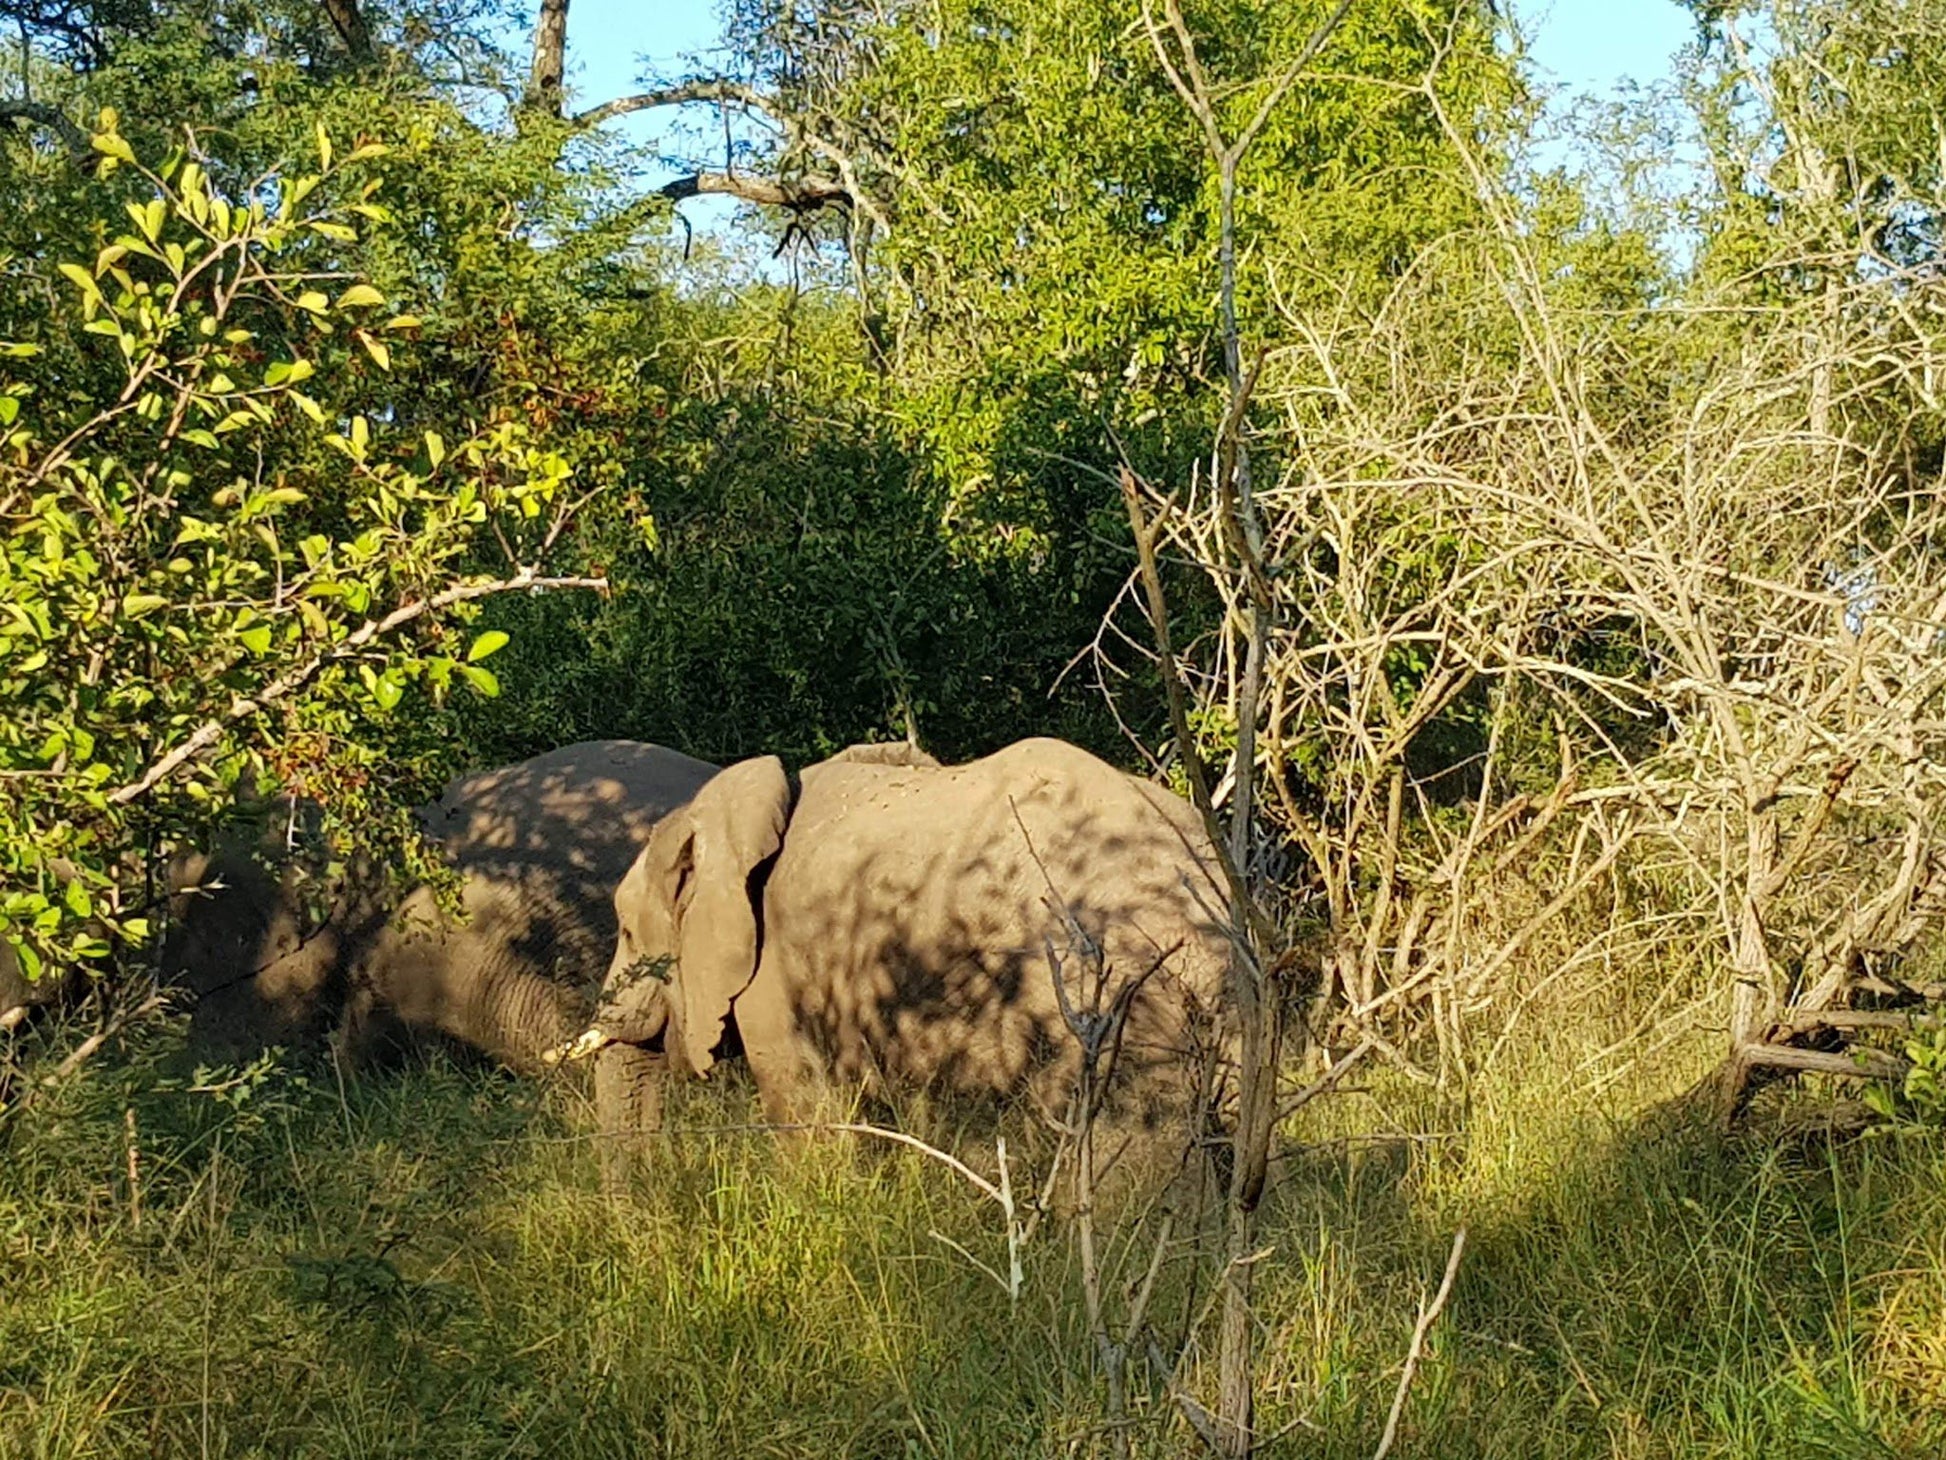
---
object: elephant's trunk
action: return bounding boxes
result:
[437,957,589,1075]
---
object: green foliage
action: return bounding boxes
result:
[420,0,1525,778]
[0,115,583,988]
[1864,1018,1946,1128]
[462,287,1139,765]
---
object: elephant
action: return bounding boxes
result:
[164,740,718,1087]
[559,737,1237,1179]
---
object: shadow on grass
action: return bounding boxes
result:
[0,1021,1095,1457]
[1252,1086,1946,1458]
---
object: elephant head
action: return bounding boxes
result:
[585,754,791,1077]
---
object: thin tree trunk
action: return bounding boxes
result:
[1140,5,1352,1448]
[1721,803,1780,1122]
[320,0,371,58]
[1214,142,1280,1460]
[527,0,571,115]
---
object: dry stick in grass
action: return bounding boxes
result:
[1146,10,1410,1449]
[125,1105,143,1231]
[1122,459,1287,1451]
[1046,918,1147,1455]
[199,1136,220,1460]
[760,1119,1029,1301]
[0,991,169,1125]
[1372,1227,1468,1460]
[1008,801,1164,1447]
[1147,1340,1227,1456]
[1279,1037,1377,1122]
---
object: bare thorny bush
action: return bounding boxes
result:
[1109,56,1946,1142]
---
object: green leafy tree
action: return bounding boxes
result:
[0,113,600,995]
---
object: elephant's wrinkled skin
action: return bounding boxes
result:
[165,740,718,1074]
[575,738,1234,1150]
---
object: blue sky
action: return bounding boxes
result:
[562,0,1700,193]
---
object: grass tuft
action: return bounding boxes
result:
[3,1010,1945,1456]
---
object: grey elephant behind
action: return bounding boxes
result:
[165,740,718,1080]
[566,737,1237,1181]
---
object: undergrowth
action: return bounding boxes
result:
[2,1014,1944,1457]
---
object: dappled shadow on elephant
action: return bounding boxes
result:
[572,737,1240,1203]
[163,740,718,1079]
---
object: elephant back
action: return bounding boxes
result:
[768,737,1231,1105]
[425,741,717,883]
[417,740,721,970]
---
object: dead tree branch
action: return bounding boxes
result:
[0,98,91,164]
[1372,1227,1467,1460]
[657,170,850,211]
[318,0,371,59]
[572,79,777,129]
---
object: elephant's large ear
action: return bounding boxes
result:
[669,755,790,1077]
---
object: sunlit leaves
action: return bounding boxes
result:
[0,124,563,986]
[467,630,508,662]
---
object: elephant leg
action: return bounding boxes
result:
[593,1043,665,1193]
[334,982,417,1074]
[333,984,380,1072]
[729,990,827,1135]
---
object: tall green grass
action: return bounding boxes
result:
[3,1011,1943,1457]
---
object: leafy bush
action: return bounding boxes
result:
[0,115,594,993]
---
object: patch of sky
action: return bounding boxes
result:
[1511,0,1708,276]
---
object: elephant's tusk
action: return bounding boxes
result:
[0,1006,26,1032]
[543,1026,613,1065]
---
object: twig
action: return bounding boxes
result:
[829,1121,1025,1300]
[1373,1227,1468,1460]
[125,1105,143,1229]
[0,991,169,1125]
[1149,1338,1227,1455]
[1279,1037,1376,1121]
[1735,1043,1907,1081]
[1118,467,1268,946]
[572,78,779,130]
